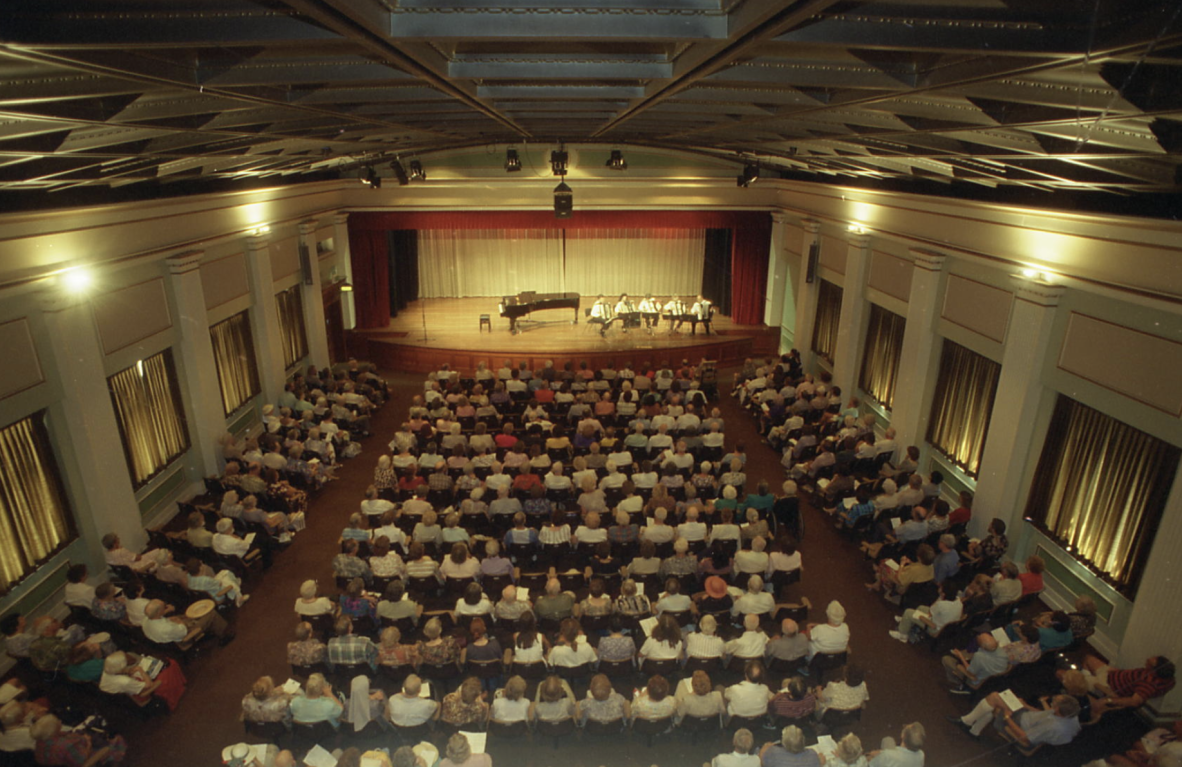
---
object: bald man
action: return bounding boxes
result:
[766,619,809,666]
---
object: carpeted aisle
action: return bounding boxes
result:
[113,366,1114,767]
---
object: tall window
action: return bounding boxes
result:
[926,339,1000,478]
[276,285,308,370]
[108,349,190,488]
[1026,396,1179,596]
[811,279,843,363]
[210,311,261,416]
[858,303,906,409]
[0,413,75,593]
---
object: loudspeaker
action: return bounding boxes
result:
[553,181,573,219]
[805,241,819,284]
[299,242,314,286]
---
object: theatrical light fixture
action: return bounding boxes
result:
[504,148,521,172]
[408,160,426,181]
[736,162,760,188]
[60,267,93,293]
[553,180,573,219]
[362,166,381,189]
[606,150,627,171]
[390,160,409,186]
[550,148,568,176]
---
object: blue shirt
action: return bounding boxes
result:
[844,501,873,525]
[290,694,343,726]
[933,550,960,583]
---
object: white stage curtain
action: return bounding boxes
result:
[564,228,705,298]
[417,229,564,297]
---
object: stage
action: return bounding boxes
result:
[349,297,779,374]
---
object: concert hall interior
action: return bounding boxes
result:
[0,3,1181,767]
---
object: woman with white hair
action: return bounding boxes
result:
[294,579,335,616]
[440,731,492,767]
[99,652,161,704]
[807,601,850,660]
[691,461,717,499]
[290,673,344,727]
[686,615,725,661]
[212,517,262,563]
[740,508,770,544]
[219,490,244,520]
[373,454,396,492]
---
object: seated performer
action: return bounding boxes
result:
[691,295,713,335]
[638,294,660,329]
[612,294,637,332]
[663,295,688,332]
[590,295,613,337]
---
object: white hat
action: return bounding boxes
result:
[826,600,846,623]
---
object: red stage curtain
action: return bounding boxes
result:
[348,228,391,329]
[348,210,771,326]
[730,219,771,325]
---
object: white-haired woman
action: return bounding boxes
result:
[290,673,344,727]
[294,579,336,617]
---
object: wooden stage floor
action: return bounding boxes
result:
[352,298,779,373]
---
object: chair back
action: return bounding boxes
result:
[808,650,848,683]
[468,658,504,679]
[511,660,547,679]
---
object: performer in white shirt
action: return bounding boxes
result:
[691,295,713,335]
[611,293,636,333]
[663,296,688,333]
[589,295,613,337]
[637,294,660,330]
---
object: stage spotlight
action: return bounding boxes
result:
[362,166,381,188]
[550,148,568,176]
[736,162,760,188]
[553,180,573,219]
[505,148,521,172]
[606,150,627,171]
[390,160,409,186]
[408,160,426,181]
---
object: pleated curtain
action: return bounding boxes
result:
[0,414,74,592]
[811,279,843,363]
[1026,396,1180,595]
[108,350,190,487]
[275,286,309,369]
[563,228,705,298]
[209,310,261,416]
[417,229,563,298]
[858,303,906,409]
[925,339,1000,478]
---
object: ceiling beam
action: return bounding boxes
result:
[386,8,727,40]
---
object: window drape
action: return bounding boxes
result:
[0,413,74,593]
[109,349,190,488]
[926,339,1000,478]
[275,286,309,369]
[859,303,906,410]
[811,279,843,363]
[348,228,391,329]
[417,229,564,297]
[209,311,260,416]
[1026,396,1179,596]
[564,228,704,298]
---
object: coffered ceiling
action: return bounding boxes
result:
[1,0,1180,198]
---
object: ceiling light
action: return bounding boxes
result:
[606,150,627,171]
[736,162,760,188]
[61,267,93,293]
[550,148,568,177]
[553,180,573,219]
[505,149,521,173]
[390,160,409,186]
[408,160,425,181]
[340,283,354,293]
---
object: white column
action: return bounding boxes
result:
[830,233,871,397]
[245,234,288,404]
[165,251,226,478]
[333,212,356,330]
[1117,466,1182,713]
[38,288,144,559]
[889,249,947,452]
[299,220,331,371]
[794,220,822,367]
[764,214,790,327]
[972,278,1065,539]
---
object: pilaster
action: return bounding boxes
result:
[299,220,331,371]
[245,234,288,403]
[831,233,871,397]
[794,220,822,366]
[333,212,356,330]
[889,250,947,456]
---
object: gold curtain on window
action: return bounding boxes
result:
[926,339,1000,478]
[1026,396,1179,596]
[210,311,261,416]
[858,303,906,409]
[276,286,309,370]
[811,279,843,363]
[0,414,74,592]
[109,350,190,487]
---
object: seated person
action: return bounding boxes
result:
[725,614,769,663]
[724,660,773,721]
[143,597,231,645]
[377,580,423,624]
[758,725,820,767]
[63,564,97,608]
[440,677,488,729]
[100,533,162,574]
[770,676,816,721]
[241,676,292,727]
[577,674,630,727]
[184,558,248,607]
[942,633,1011,692]
[294,579,336,617]
[766,619,810,667]
[815,664,869,720]
[955,692,1081,747]
[386,674,439,728]
[287,622,327,668]
[709,728,759,767]
[290,673,344,727]
[327,616,378,671]
[1078,654,1176,712]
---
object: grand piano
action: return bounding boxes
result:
[499,291,581,333]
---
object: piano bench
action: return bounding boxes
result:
[479,314,492,332]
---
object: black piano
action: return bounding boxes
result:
[499,291,581,333]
